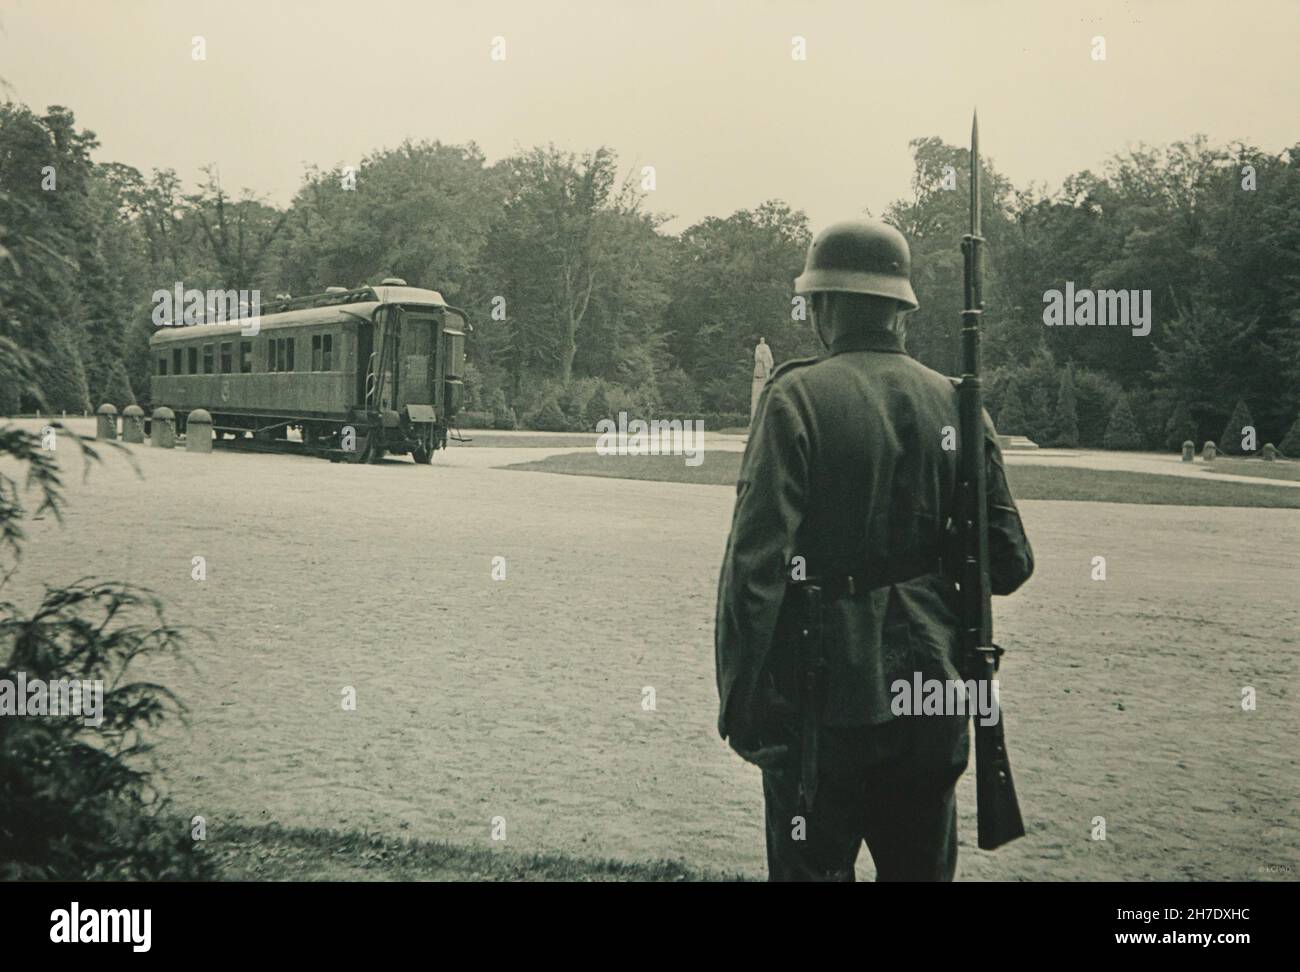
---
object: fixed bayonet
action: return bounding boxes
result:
[958,110,1026,851]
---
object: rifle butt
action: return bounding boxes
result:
[974,714,1025,850]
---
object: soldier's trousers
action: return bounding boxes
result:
[761,714,969,881]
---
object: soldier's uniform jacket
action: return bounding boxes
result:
[715,329,1034,746]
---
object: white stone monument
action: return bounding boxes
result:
[750,337,774,422]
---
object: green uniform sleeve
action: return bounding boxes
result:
[715,386,809,742]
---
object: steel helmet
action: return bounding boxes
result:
[794,220,919,311]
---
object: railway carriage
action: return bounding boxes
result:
[149,280,468,463]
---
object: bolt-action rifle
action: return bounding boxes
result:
[958,111,1026,851]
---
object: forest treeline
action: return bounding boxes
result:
[2,101,1298,450]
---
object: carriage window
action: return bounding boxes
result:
[268,337,295,372]
[202,344,214,374]
[157,356,168,376]
[188,347,198,374]
[445,330,466,379]
[172,349,182,374]
[240,341,253,373]
[311,334,334,371]
[220,341,233,374]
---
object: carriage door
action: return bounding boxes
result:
[356,322,374,407]
[399,311,436,407]
[371,308,400,410]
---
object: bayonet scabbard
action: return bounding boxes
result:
[798,584,825,815]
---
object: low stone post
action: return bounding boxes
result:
[121,404,145,443]
[1202,440,1216,462]
[1181,440,1194,462]
[185,409,213,454]
[150,406,176,448]
[1262,443,1277,462]
[95,403,118,440]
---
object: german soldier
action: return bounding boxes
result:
[714,220,1034,881]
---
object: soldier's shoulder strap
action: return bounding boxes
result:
[768,355,821,386]
[750,355,820,431]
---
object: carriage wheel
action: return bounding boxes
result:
[341,430,373,464]
[412,428,435,464]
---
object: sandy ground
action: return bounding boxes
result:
[4,419,1297,880]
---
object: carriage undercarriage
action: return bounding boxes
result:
[173,410,446,465]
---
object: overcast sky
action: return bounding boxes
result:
[2,0,1297,231]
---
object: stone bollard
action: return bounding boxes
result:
[185,409,213,454]
[95,403,118,440]
[121,404,145,443]
[150,406,176,448]
[1202,440,1216,462]
[1181,440,1195,462]
[1263,442,1277,462]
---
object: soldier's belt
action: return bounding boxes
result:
[800,560,943,601]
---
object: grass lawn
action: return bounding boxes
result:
[451,433,595,449]
[506,451,1300,509]
[209,824,740,881]
[451,431,750,449]
[1193,455,1300,482]
[1004,464,1300,507]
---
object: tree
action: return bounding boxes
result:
[1073,369,1122,448]
[997,382,1030,436]
[480,146,644,387]
[1163,401,1199,451]
[1103,393,1145,450]
[1279,414,1300,457]
[2,84,1293,444]
[0,104,98,412]
[883,135,1016,375]
[664,200,815,411]
[656,368,700,414]
[1028,385,1055,445]
[1218,399,1256,455]
[584,383,614,429]
[189,167,289,293]
[1054,363,1080,447]
[275,140,498,298]
[528,393,569,432]
[0,339,208,878]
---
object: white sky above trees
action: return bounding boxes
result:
[2,0,1296,232]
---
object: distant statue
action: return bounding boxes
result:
[750,337,774,422]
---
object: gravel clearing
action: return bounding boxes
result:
[5,419,1297,880]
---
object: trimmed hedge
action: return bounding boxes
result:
[455,410,495,430]
[650,411,749,430]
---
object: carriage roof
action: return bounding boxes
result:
[149,285,456,347]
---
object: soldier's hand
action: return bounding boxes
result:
[728,735,792,771]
